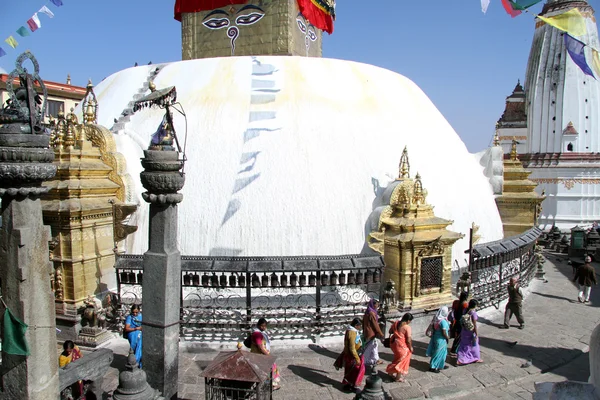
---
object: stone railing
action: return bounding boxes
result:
[468,227,542,309]
[59,348,113,400]
[115,254,384,342]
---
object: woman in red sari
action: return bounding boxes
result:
[386,313,414,382]
[340,318,365,392]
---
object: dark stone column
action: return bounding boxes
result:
[140,149,184,400]
[0,53,59,399]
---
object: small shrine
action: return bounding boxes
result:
[494,138,545,238]
[370,147,463,311]
[41,80,138,342]
[201,344,276,400]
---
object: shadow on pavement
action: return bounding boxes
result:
[532,291,579,303]
[478,335,584,374]
[308,344,340,360]
[287,365,345,391]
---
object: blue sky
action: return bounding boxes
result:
[1,0,598,152]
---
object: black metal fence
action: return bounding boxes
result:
[469,227,541,309]
[115,254,384,341]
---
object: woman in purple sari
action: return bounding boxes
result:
[457,299,483,366]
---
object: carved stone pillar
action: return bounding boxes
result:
[0,52,59,399]
[137,84,185,399]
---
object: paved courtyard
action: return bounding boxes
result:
[99,252,599,399]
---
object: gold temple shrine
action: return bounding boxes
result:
[370,147,464,310]
[42,81,137,340]
[495,136,545,238]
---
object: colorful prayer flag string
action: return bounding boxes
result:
[1,1,64,59]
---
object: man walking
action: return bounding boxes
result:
[574,256,597,303]
[502,277,524,329]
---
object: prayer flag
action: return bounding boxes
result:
[296,0,335,34]
[50,0,64,6]
[27,14,41,32]
[564,34,595,78]
[481,0,491,14]
[592,48,600,78]
[16,27,30,37]
[0,47,6,58]
[537,9,587,37]
[4,36,18,49]
[509,0,543,10]
[2,308,29,356]
[501,0,521,17]
[39,5,55,18]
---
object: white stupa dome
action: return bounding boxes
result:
[91,56,503,265]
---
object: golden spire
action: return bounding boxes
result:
[510,138,519,161]
[54,111,66,149]
[148,81,156,92]
[399,146,410,179]
[493,122,500,146]
[82,79,98,125]
[413,172,425,205]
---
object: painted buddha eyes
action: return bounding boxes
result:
[202,18,230,29]
[297,19,307,34]
[236,12,264,26]
[307,30,317,42]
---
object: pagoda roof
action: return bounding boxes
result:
[201,350,276,383]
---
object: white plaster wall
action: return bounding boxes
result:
[530,166,600,229]
[90,56,504,265]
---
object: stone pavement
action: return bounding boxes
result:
[98,252,600,399]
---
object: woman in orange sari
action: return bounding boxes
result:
[386,313,414,382]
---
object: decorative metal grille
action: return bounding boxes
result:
[115,254,384,342]
[468,227,541,309]
[420,257,443,290]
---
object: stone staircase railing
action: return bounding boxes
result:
[59,348,113,399]
[111,64,166,133]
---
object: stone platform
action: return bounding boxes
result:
[94,253,598,399]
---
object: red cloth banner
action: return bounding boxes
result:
[174,0,249,21]
[297,0,335,34]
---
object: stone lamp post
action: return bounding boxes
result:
[137,83,185,400]
[0,52,59,398]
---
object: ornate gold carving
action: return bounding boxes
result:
[499,136,527,140]
[83,124,134,202]
[510,138,519,161]
[54,267,64,301]
[417,237,444,257]
[531,178,600,190]
[399,146,410,179]
[413,172,426,205]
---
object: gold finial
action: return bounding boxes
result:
[493,122,500,146]
[413,172,425,205]
[66,74,71,85]
[399,146,410,179]
[510,138,519,161]
[237,342,243,350]
[148,81,156,92]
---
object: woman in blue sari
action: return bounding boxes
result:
[125,304,142,367]
[425,306,450,373]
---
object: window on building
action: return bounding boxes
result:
[567,143,574,152]
[47,100,64,118]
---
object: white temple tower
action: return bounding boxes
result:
[520,0,600,229]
